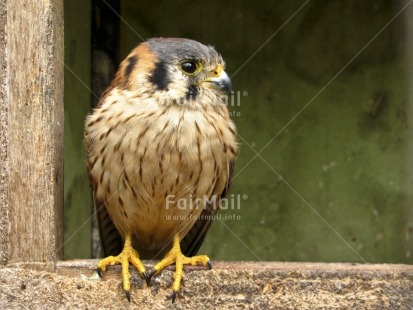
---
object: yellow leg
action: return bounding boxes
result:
[97,233,146,301]
[146,234,211,303]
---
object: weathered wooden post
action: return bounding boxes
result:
[0,0,64,268]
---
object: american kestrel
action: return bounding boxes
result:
[84,38,238,302]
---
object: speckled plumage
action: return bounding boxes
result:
[85,38,238,260]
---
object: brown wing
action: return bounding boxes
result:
[93,189,123,256]
[180,160,234,257]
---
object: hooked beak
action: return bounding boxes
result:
[204,70,232,94]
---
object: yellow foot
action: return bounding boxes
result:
[145,234,211,303]
[97,233,146,301]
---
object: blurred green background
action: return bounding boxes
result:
[64,0,413,264]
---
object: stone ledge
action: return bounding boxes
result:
[0,260,412,309]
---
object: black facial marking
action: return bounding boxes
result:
[124,56,138,78]
[150,61,170,90]
[186,85,199,100]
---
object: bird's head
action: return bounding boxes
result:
[114,38,231,108]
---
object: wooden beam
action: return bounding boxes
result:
[1,260,412,308]
[0,0,64,267]
[55,259,413,276]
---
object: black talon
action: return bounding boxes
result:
[145,268,157,286]
[207,260,212,270]
[97,268,103,278]
[170,290,178,303]
[125,290,131,302]
[143,271,151,286]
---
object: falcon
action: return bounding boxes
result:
[84,38,238,302]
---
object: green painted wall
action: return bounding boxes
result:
[64,0,92,259]
[63,0,413,263]
[121,0,412,263]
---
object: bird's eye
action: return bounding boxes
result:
[180,61,201,75]
[181,61,197,73]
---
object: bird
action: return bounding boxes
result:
[84,37,238,303]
